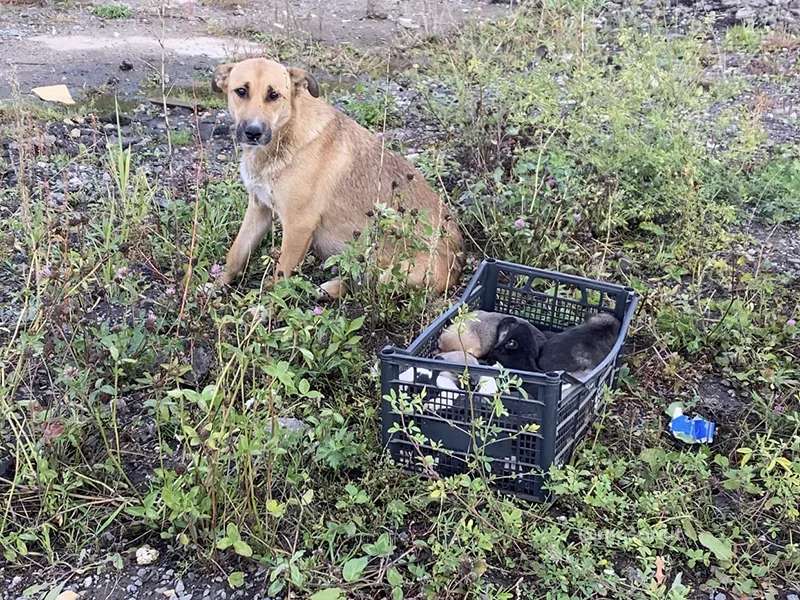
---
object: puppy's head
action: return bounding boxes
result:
[485,317,542,372]
[212,58,320,147]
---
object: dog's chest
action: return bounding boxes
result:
[240,160,275,210]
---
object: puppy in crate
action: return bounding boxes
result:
[398,310,621,410]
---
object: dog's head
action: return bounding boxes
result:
[211,58,320,147]
[484,317,543,372]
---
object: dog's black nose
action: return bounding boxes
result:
[244,123,263,142]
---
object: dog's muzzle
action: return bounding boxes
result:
[237,121,272,146]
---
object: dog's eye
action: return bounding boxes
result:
[266,89,280,102]
[234,87,247,98]
[505,339,518,350]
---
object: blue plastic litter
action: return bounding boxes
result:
[667,402,716,444]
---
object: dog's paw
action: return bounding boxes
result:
[317,278,344,301]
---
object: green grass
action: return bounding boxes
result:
[1,4,799,599]
[91,2,132,19]
[170,128,194,147]
[724,24,765,53]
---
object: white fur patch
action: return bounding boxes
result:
[240,160,274,209]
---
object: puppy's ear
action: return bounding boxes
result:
[212,63,234,94]
[288,67,320,98]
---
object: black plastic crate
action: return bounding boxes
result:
[379,258,638,501]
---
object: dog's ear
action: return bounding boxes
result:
[211,63,234,94]
[288,67,320,98]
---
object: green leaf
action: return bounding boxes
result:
[387,567,403,587]
[216,538,232,550]
[22,583,48,598]
[226,523,241,542]
[268,579,285,596]
[233,540,253,557]
[43,582,67,600]
[363,533,394,557]
[310,589,344,600]
[342,556,369,582]
[266,499,286,518]
[227,571,245,588]
[639,221,665,237]
[699,531,733,562]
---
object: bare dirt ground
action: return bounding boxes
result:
[0,0,511,100]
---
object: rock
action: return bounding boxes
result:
[99,113,133,127]
[55,592,79,600]
[735,7,756,19]
[198,122,230,141]
[189,345,212,385]
[397,17,419,29]
[714,593,726,600]
[136,544,160,565]
[69,128,81,139]
[10,576,22,589]
[68,176,83,192]
[265,417,309,434]
[83,576,93,588]
[120,60,134,71]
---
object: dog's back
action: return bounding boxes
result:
[538,312,620,374]
[282,96,464,293]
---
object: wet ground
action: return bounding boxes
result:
[0,0,510,100]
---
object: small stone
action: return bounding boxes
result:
[786,595,799,600]
[10,576,23,589]
[175,580,185,594]
[397,17,419,29]
[714,593,726,600]
[216,153,227,162]
[136,544,159,565]
[69,128,81,139]
[120,59,134,71]
[83,576,93,588]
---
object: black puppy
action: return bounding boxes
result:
[484,317,548,372]
[538,312,621,377]
[485,312,620,376]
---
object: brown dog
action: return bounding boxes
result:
[211,57,464,298]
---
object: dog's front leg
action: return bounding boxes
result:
[274,218,316,281]
[222,194,273,286]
